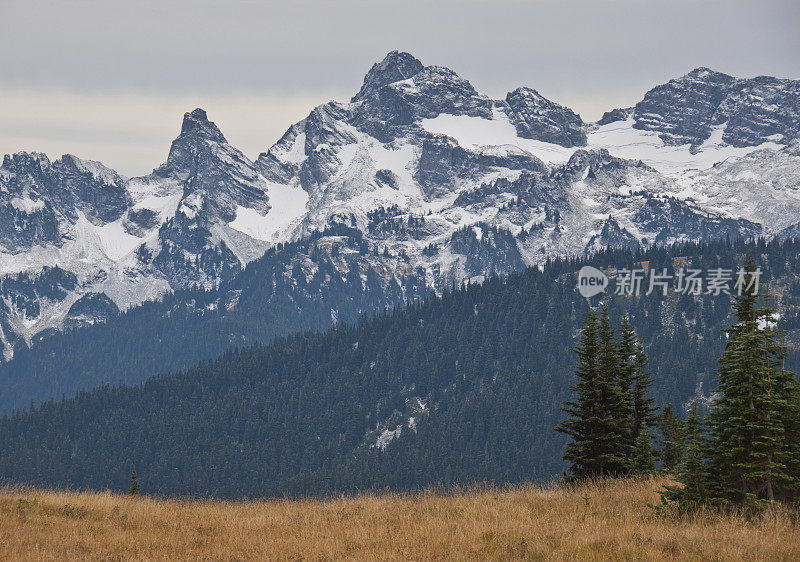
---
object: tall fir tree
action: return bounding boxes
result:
[619,315,658,472]
[746,292,800,502]
[557,307,639,479]
[596,306,632,475]
[556,309,602,479]
[707,260,800,503]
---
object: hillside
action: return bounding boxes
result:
[2,478,799,560]
[3,237,800,497]
[0,224,429,415]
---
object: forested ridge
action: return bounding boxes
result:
[0,223,429,415]
[2,238,800,498]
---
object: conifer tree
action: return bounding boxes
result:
[707,260,800,503]
[596,306,632,475]
[747,293,800,502]
[661,404,708,510]
[617,316,637,452]
[657,404,686,473]
[557,307,633,479]
[619,315,658,467]
[128,465,140,496]
[707,262,761,502]
[556,310,601,479]
[745,293,800,502]
[632,420,656,474]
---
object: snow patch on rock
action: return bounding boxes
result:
[229,180,308,242]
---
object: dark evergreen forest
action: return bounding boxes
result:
[1,238,800,498]
[0,224,429,415]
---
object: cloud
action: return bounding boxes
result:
[1,0,798,174]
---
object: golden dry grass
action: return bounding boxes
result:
[1,476,798,561]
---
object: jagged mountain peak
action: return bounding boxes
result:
[2,151,51,172]
[684,67,733,81]
[349,60,492,141]
[2,152,122,186]
[504,87,586,147]
[0,151,127,208]
[352,51,425,102]
[350,51,490,123]
[178,108,226,143]
[157,108,241,179]
[507,86,547,101]
[58,154,125,187]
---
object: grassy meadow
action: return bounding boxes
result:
[1,476,798,560]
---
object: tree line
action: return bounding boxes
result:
[559,259,800,510]
[1,239,799,498]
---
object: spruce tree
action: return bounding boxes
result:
[556,307,632,479]
[556,310,602,479]
[617,316,637,453]
[128,465,140,496]
[619,315,658,470]
[595,306,631,476]
[707,260,800,504]
[746,293,800,502]
[657,404,686,473]
[707,263,760,502]
[661,404,708,511]
[632,420,656,474]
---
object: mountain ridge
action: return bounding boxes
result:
[1,51,799,359]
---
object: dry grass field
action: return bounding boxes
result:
[1,476,799,560]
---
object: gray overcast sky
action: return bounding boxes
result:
[1,0,798,176]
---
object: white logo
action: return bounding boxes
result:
[577,266,608,298]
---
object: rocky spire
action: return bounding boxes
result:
[157,108,229,177]
[351,51,424,102]
[178,108,226,143]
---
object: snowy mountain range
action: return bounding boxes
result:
[1,51,799,358]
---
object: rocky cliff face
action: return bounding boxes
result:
[504,87,586,147]
[1,51,799,358]
[0,152,127,252]
[154,108,270,224]
[631,67,800,148]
